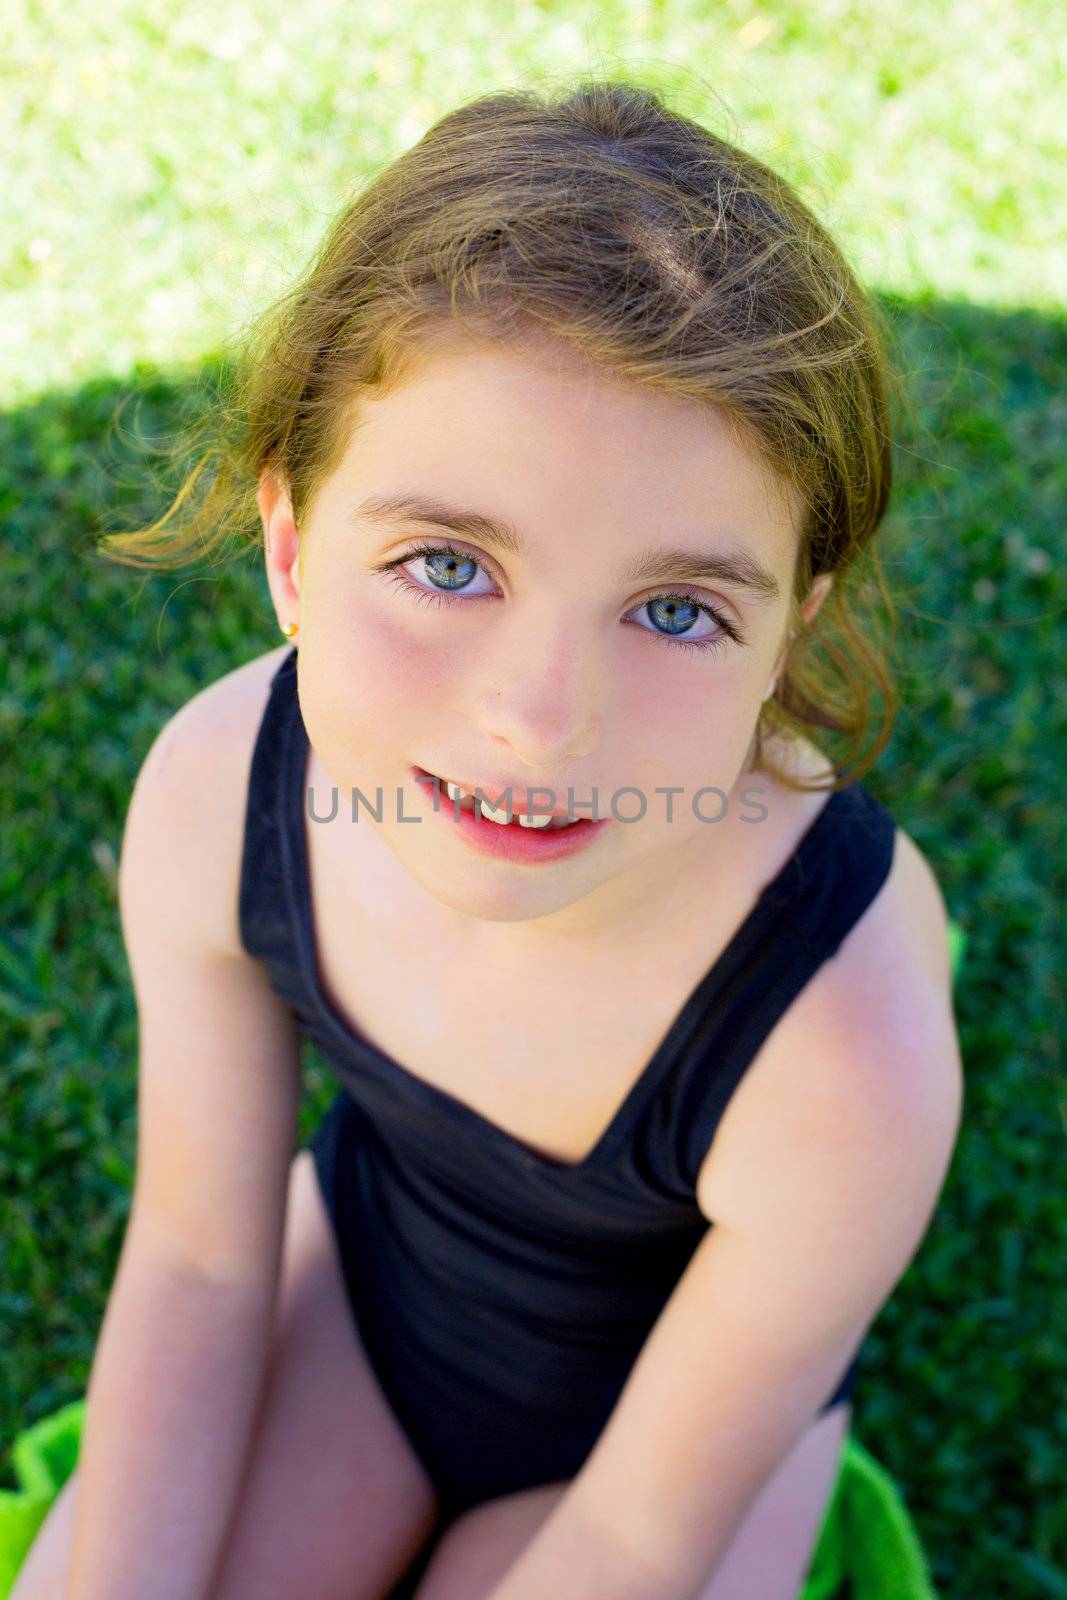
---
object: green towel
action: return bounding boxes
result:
[800,1434,939,1600]
[0,1397,86,1595]
[1,921,967,1598]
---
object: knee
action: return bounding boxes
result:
[412,1484,568,1600]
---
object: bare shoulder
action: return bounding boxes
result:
[120,644,292,961]
[752,731,953,995]
[696,779,964,1225]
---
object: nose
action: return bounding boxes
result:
[476,606,602,764]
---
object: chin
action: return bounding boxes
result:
[395,838,602,925]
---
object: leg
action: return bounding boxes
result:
[410,1484,571,1600]
[411,1402,851,1600]
[12,1149,442,1600]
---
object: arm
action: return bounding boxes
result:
[65,1243,277,1600]
[64,674,303,1600]
[489,851,964,1600]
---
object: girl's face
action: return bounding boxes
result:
[261,329,830,950]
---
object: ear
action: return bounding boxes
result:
[798,571,833,627]
[258,466,302,631]
[761,573,834,702]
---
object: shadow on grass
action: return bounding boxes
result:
[1,293,1064,1600]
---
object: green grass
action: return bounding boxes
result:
[3,0,1063,413]
[2,5,1065,1598]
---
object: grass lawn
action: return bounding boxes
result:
[2,5,1065,1597]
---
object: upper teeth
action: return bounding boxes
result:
[444,778,555,828]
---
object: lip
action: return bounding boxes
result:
[412,764,590,820]
[410,765,611,863]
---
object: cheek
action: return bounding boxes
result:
[622,658,764,792]
[335,600,447,690]
[364,616,454,716]
[312,609,453,761]
[624,653,755,741]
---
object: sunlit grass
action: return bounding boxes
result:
[3,0,1063,410]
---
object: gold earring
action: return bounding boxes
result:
[281,621,299,638]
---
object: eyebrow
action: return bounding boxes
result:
[351,492,782,602]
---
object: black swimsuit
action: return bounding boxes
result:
[239,645,897,1534]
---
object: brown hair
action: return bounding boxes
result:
[98,76,910,793]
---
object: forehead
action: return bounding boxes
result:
[361,324,735,443]
[332,325,804,569]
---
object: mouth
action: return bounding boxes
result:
[410,764,612,861]
[412,765,586,829]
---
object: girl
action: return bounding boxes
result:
[16,78,963,1600]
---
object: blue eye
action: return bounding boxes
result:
[377,540,745,656]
